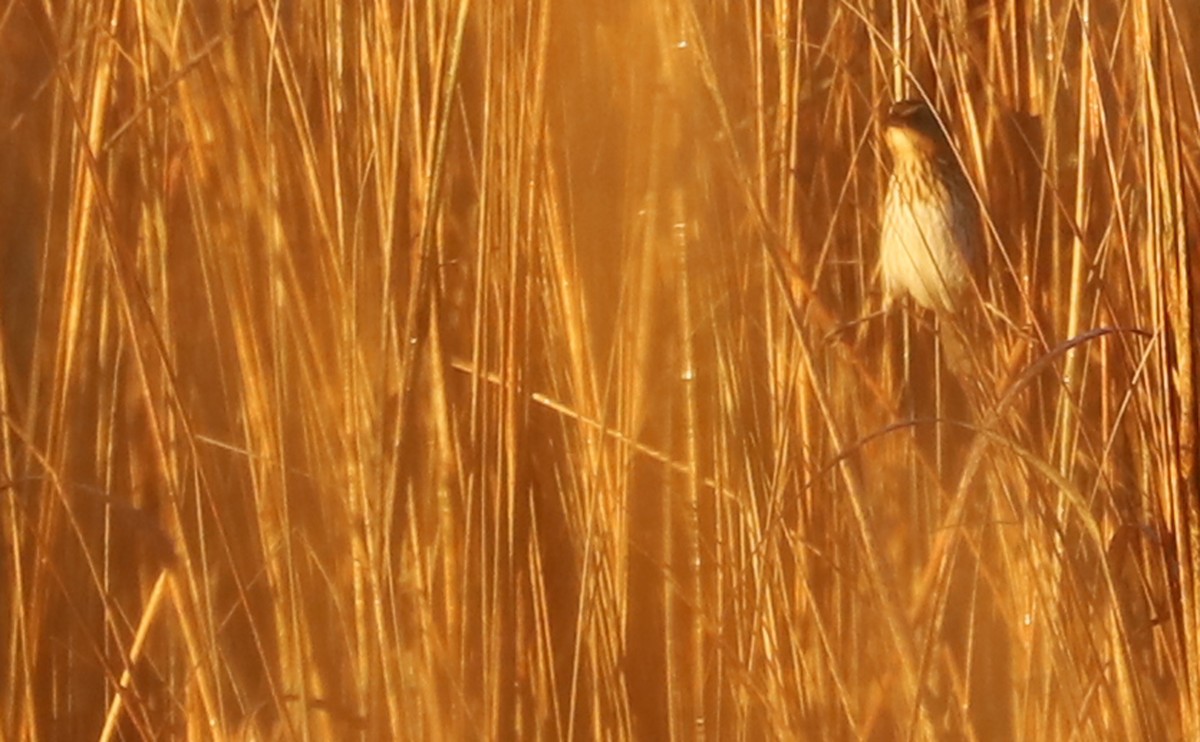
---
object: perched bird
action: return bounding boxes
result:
[879,99,983,315]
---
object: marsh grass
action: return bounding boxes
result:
[0,0,1197,739]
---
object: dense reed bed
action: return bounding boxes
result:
[0,1,1196,738]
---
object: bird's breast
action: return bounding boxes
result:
[880,162,979,313]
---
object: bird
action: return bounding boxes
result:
[879,99,983,316]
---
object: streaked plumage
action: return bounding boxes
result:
[880,100,983,314]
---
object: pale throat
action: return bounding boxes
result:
[885,127,937,160]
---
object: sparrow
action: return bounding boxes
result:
[879,99,983,315]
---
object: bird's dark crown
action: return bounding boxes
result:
[884,99,952,154]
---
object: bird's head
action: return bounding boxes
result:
[884,99,953,160]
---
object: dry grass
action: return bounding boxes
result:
[0,0,1197,739]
